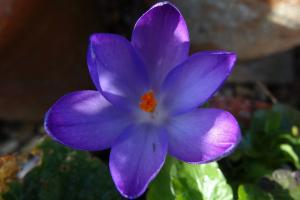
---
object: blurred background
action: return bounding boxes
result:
[1,1,300,199]
[0,0,300,160]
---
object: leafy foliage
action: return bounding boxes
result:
[220,104,300,199]
[147,157,233,200]
[238,184,271,200]
[221,104,300,184]
[1,138,123,200]
[265,169,300,200]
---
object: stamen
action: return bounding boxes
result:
[139,91,157,112]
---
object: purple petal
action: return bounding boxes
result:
[87,46,101,91]
[131,2,189,90]
[110,124,168,199]
[88,33,149,110]
[44,90,130,151]
[162,51,236,114]
[167,108,241,163]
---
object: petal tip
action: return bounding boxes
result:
[110,149,167,199]
[217,110,242,158]
[141,1,183,24]
[43,101,61,141]
[110,154,166,199]
[43,106,70,149]
[109,128,168,199]
[150,1,179,10]
[89,33,102,44]
[227,52,237,67]
[212,51,237,71]
[43,109,52,137]
[211,51,237,65]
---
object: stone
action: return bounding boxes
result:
[162,0,300,60]
[229,51,294,83]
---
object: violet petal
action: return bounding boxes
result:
[167,108,241,163]
[88,33,149,110]
[162,51,236,114]
[131,2,189,90]
[44,90,130,151]
[109,124,168,199]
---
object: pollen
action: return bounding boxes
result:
[139,91,157,112]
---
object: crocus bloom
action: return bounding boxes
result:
[44,2,241,199]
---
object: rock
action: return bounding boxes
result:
[163,0,300,60]
[229,51,294,83]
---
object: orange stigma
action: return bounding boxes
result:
[139,91,157,112]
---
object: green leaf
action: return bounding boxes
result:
[264,112,281,135]
[250,110,269,134]
[279,144,300,169]
[148,157,233,200]
[272,104,300,130]
[237,184,271,200]
[243,163,272,183]
[267,169,300,200]
[147,157,175,200]
[171,160,233,200]
[236,173,298,200]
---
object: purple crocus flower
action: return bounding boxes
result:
[44,2,241,199]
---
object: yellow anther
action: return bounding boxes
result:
[139,91,157,112]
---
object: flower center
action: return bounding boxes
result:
[139,91,157,112]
